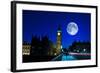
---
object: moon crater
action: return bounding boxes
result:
[67,22,78,35]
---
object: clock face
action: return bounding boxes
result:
[58,32,60,35]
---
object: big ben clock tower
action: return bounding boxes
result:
[56,25,62,55]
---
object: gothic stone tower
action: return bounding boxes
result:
[56,26,62,55]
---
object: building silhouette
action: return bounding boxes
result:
[69,41,91,53]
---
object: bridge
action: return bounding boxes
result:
[52,52,90,61]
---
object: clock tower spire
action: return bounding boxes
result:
[56,25,62,55]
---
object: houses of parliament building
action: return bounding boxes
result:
[22,26,62,56]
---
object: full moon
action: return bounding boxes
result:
[67,22,78,35]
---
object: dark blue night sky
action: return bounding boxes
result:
[23,10,91,48]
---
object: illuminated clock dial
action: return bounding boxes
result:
[58,32,60,35]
